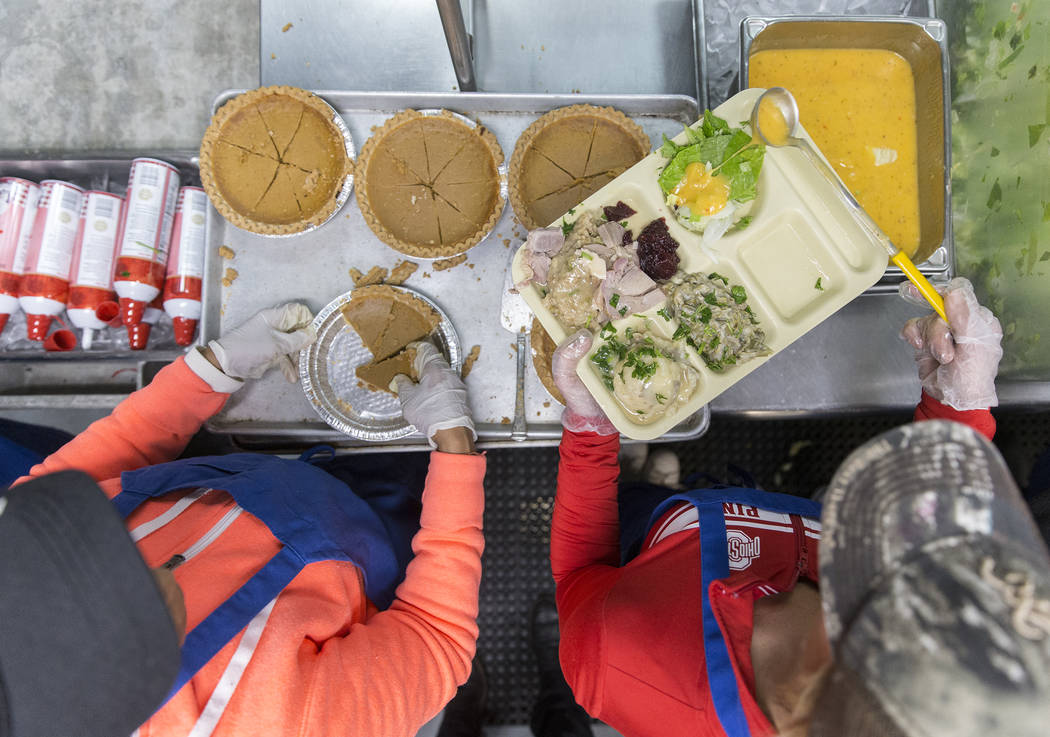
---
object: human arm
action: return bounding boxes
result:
[900,277,1002,440]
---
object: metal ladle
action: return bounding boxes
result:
[750,87,948,324]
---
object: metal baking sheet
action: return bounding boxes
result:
[0,152,202,362]
[201,91,711,449]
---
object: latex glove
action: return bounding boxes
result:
[208,303,316,382]
[552,329,617,435]
[899,277,1003,410]
[393,341,475,448]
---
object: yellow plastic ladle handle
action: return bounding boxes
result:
[891,251,949,325]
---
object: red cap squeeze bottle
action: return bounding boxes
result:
[0,178,42,335]
[127,294,163,350]
[66,191,124,349]
[112,158,179,327]
[18,180,85,340]
[163,187,207,346]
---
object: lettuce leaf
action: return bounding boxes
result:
[658,111,763,201]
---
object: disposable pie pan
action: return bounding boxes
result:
[299,285,461,441]
[512,88,888,440]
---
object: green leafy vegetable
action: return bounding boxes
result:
[609,293,620,308]
[730,285,747,304]
[656,307,672,321]
[561,219,575,236]
[708,272,728,284]
[815,277,824,291]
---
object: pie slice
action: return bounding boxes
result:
[356,347,417,394]
[584,118,650,178]
[517,148,576,203]
[252,165,303,225]
[365,184,441,248]
[509,105,650,229]
[209,142,281,218]
[530,317,564,405]
[217,105,282,159]
[341,285,397,357]
[370,292,441,362]
[200,85,351,235]
[356,109,505,258]
[255,96,304,158]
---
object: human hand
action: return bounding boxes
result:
[207,303,316,382]
[393,341,476,450]
[899,277,1003,410]
[552,329,617,435]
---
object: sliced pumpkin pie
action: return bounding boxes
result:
[200,85,351,235]
[356,110,505,258]
[341,285,442,394]
[509,105,650,230]
[530,317,565,405]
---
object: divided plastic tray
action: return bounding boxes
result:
[512,88,887,439]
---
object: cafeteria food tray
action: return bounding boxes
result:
[513,88,888,440]
[199,90,711,449]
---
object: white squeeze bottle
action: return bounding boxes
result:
[162,187,208,346]
[18,180,85,341]
[0,178,41,335]
[113,158,180,326]
[66,191,124,349]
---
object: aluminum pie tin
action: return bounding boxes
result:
[396,108,508,260]
[299,285,462,441]
[255,93,356,239]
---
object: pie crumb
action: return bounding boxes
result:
[503,238,511,247]
[282,22,293,32]
[433,254,468,271]
[501,417,511,425]
[423,272,431,278]
[270,53,276,60]
[461,345,481,379]
[387,260,419,285]
[222,268,239,287]
[468,263,475,269]
[350,265,387,287]
[218,245,236,260]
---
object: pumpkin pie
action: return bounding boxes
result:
[341,285,441,393]
[530,317,564,405]
[356,346,417,394]
[199,86,351,235]
[509,105,650,230]
[356,110,505,258]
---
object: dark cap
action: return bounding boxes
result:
[0,471,180,737]
[813,420,1050,736]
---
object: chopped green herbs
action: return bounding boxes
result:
[655,393,667,404]
[656,307,672,321]
[609,293,620,308]
[600,322,617,337]
[619,306,628,316]
[708,272,728,284]
[703,292,719,306]
[561,219,575,236]
[815,277,824,291]
[730,285,747,304]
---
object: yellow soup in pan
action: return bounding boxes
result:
[749,48,921,256]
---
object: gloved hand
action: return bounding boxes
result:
[552,329,617,435]
[208,303,316,382]
[393,341,475,448]
[899,277,1003,410]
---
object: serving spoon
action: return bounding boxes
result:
[750,87,949,324]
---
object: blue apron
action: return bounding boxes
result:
[646,487,823,737]
[114,451,402,701]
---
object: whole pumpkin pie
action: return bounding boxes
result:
[509,105,650,230]
[340,285,442,394]
[356,110,505,258]
[199,86,351,235]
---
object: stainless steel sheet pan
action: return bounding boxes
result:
[201,90,712,450]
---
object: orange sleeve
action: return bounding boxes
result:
[17,357,230,492]
[299,450,486,736]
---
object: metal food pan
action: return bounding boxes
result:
[0,151,201,362]
[739,15,953,289]
[200,90,711,451]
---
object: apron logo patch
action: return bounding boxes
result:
[726,529,761,570]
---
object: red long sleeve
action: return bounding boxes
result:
[914,391,996,440]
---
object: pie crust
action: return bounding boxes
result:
[199,86,351,235]
[341,285,441,394]
[356,110,505,258]
[508,105,650,230]
[530,317,565,405]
